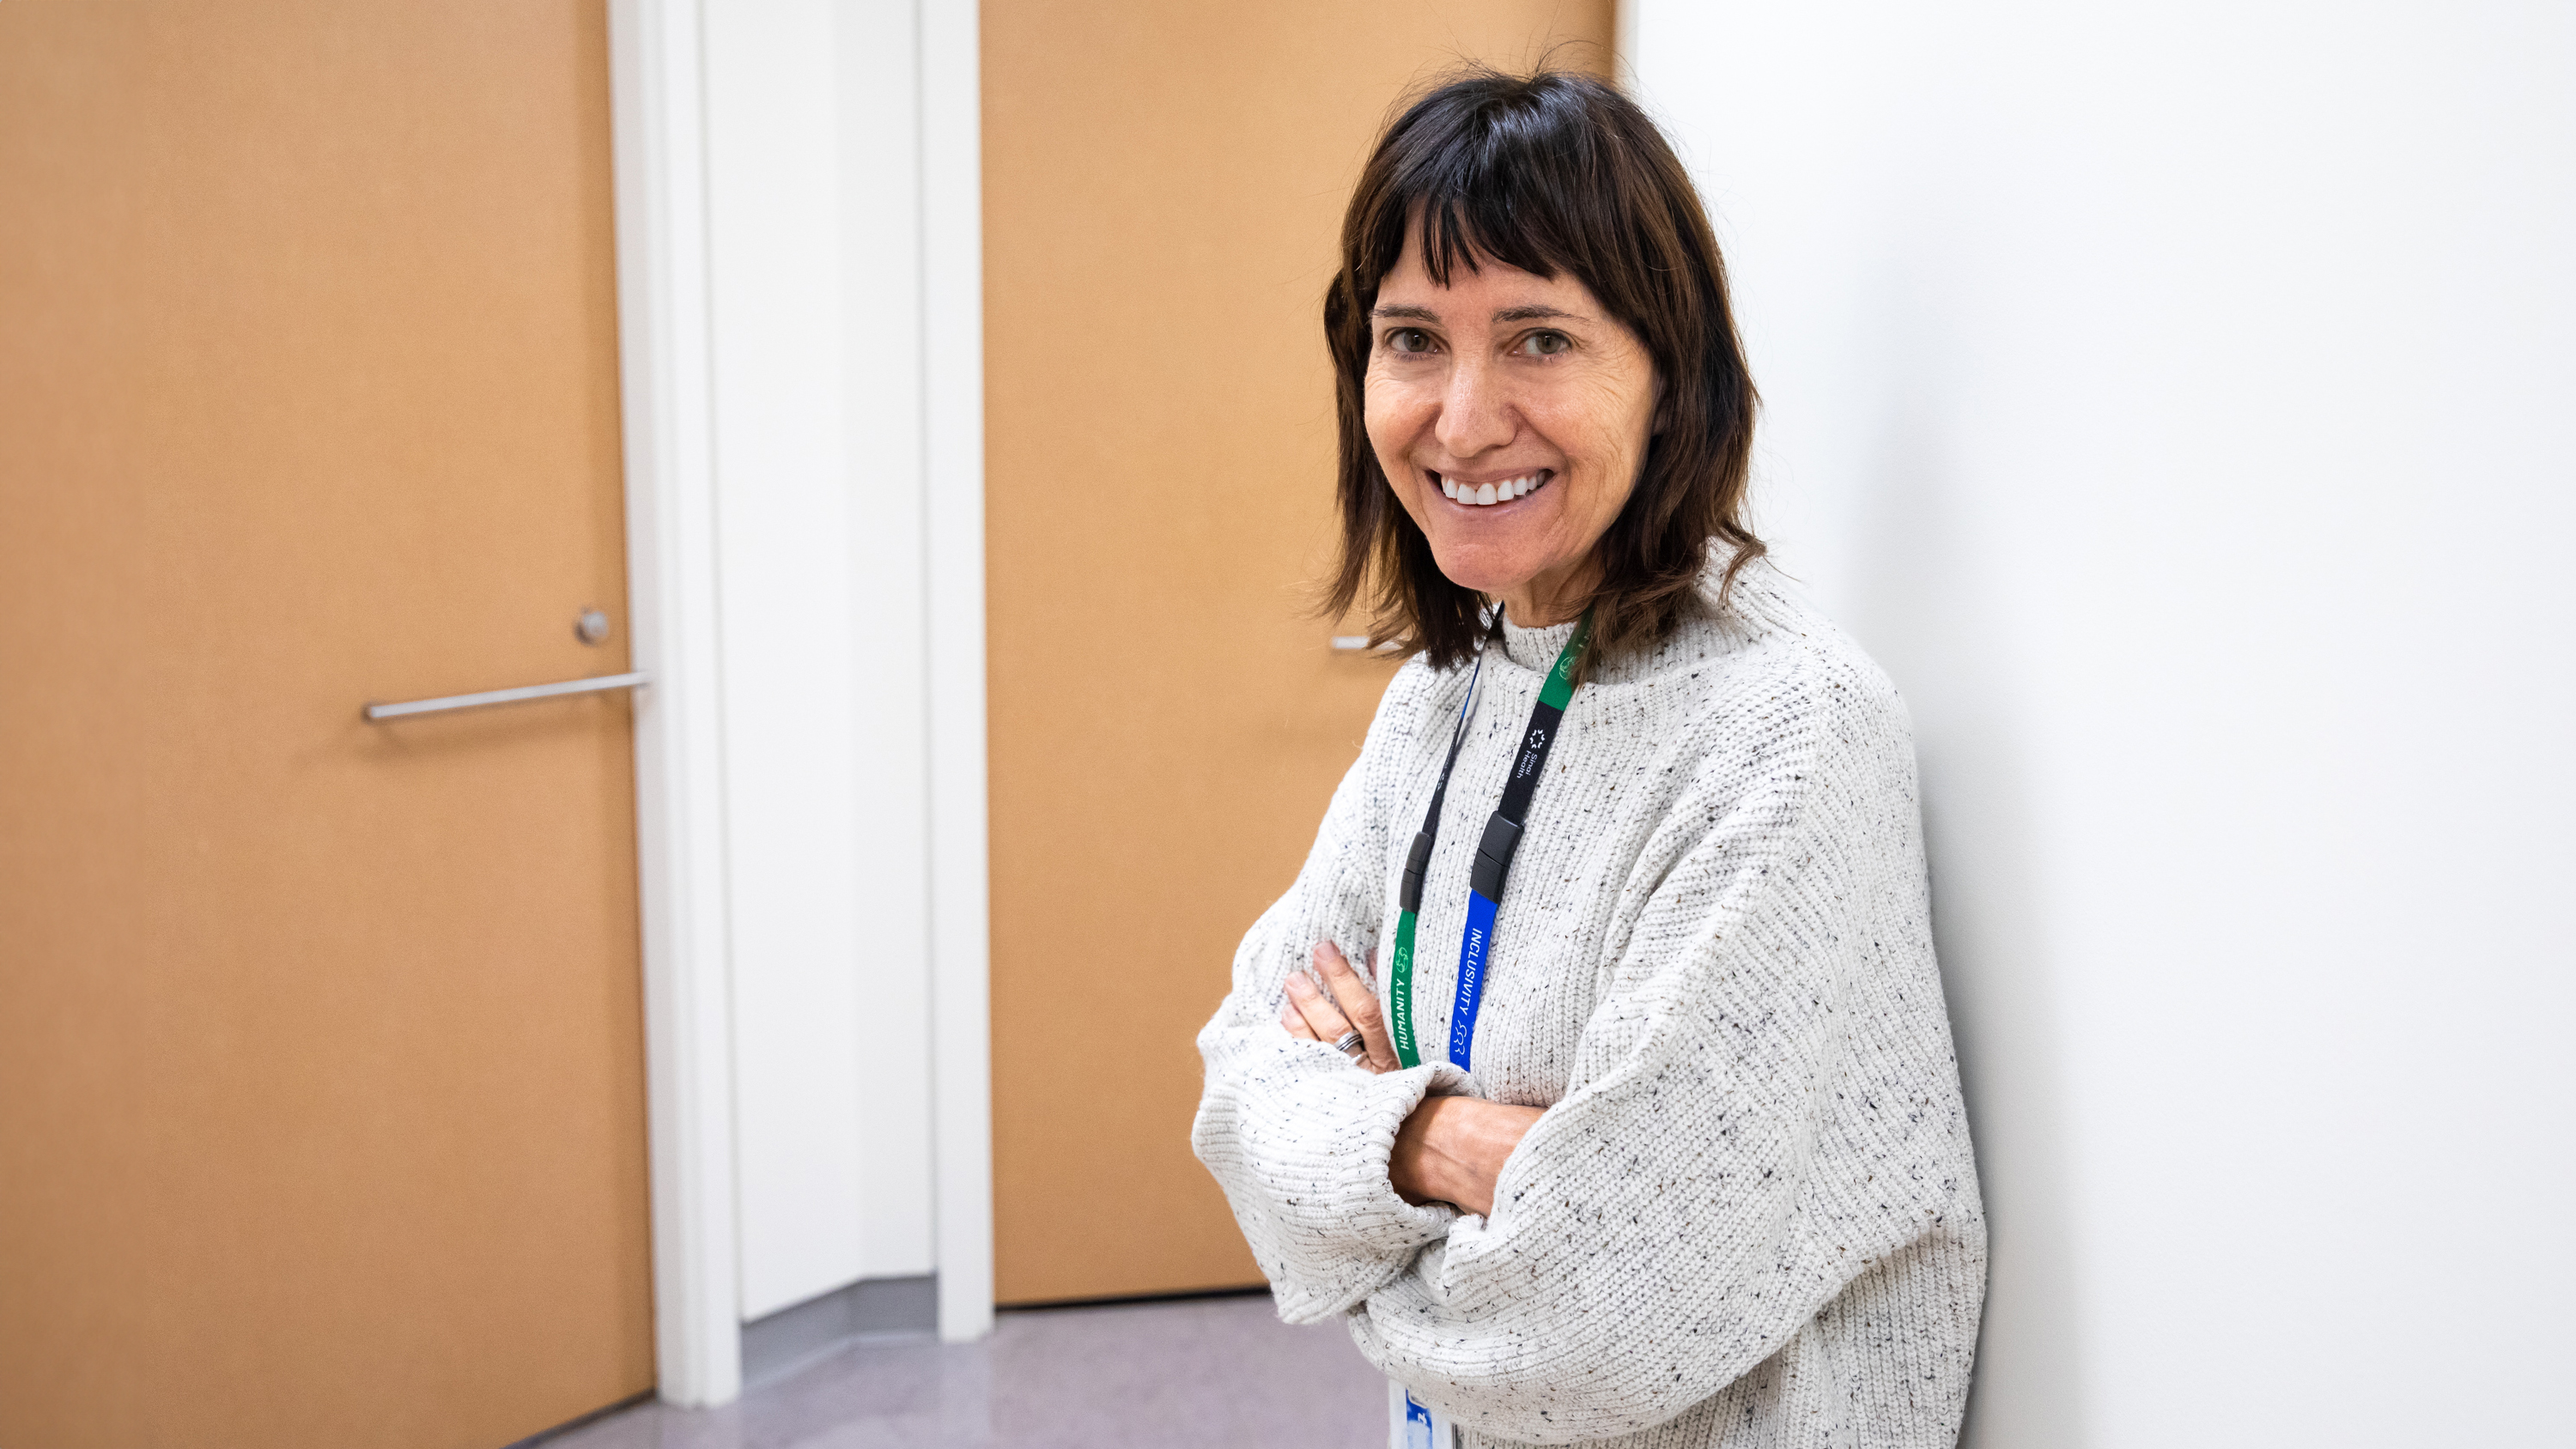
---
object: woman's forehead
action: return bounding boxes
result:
[1376,245,1600,315]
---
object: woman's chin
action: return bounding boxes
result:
[1424,542,1544,601]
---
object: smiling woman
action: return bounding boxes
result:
[1364,267,1656,624]
[1191,70,1987,1449]
[1322,72,1763,670]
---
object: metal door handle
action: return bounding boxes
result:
[362,670,648,722]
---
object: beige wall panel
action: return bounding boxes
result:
[983,1,1614,1304]
[0,4,650,1445]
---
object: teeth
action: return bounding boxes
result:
[1445,471,1550,506]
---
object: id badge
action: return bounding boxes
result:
[1388,1379,1458,1449]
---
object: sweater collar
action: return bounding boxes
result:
[1498,613,1583,676]
[1487,550,1770,686]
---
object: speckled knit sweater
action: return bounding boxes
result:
[1190,557,1986,1447]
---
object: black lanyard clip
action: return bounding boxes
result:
[1468,813,1522,900]
[1399,829,1437,912]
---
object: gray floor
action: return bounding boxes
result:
[546,1293,1385,1449]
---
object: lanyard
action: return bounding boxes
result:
[1387,611,1590,1070]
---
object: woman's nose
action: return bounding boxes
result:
[1434,355,1515,458]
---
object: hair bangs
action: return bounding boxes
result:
[1369,100,1589,293]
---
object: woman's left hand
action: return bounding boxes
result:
[1279,942,1400,1073]
[1280,940,1543,1214]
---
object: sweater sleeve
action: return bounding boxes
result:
[1350,674,1978,1445]
[1189,674,1469,1322]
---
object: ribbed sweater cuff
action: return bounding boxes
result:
[1207,1053,1467,1323]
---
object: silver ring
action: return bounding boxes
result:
[1333,1030,1366,1058]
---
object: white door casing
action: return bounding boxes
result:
[606,0,992,1407]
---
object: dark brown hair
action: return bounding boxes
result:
[1321,69,1762,670]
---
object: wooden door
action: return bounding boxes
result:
[0,5,652,1446]
[982,2,1613,1303]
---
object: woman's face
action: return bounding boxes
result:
[1364,235,1658,623]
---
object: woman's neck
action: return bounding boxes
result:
[1496,556,1601,627]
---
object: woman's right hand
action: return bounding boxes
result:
[1389,1094,1542,1217]
[1277,942,1400,1073]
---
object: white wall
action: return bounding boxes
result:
[1626,4,2575,1444]
[702,0,935,1320]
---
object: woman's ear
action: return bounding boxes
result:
[1649,367,1671,437]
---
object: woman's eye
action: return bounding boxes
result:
[1518,330,1571,357]
[1385,328,1434,355]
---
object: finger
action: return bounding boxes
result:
[1279,997,1318,1040]
[1315,943,1399,1073]
[1284,970,1354,1048]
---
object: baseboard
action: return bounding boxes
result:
[740,1274,939,1387]
[997,1282,1271,1313]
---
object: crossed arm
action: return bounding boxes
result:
[1276,942,1543,1218]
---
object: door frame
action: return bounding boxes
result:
[917,0,997,1362]
[605,0,992,1407]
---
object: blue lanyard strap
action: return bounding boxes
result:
[1388,610,1590,1070]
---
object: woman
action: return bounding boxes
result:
[1189,70,1985,1448]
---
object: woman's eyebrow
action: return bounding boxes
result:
[1372,303,1584,322]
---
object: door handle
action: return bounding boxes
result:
[362,671,648,722]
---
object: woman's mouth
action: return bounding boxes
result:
[1436,470,1552,507]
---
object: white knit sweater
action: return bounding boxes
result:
[1191,558,1985,1448]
